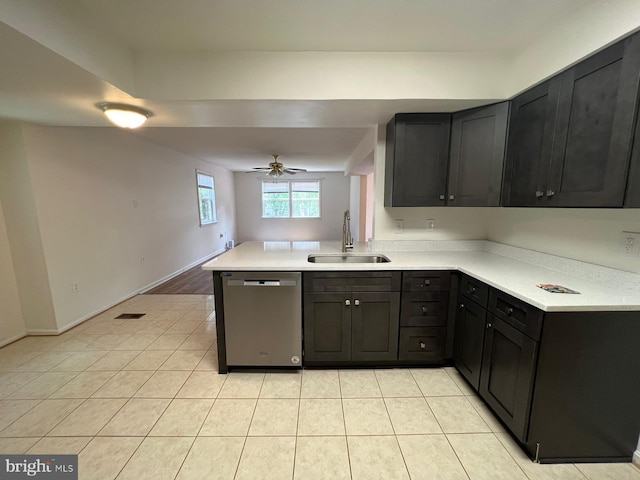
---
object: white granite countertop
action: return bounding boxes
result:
[201,241,640,312]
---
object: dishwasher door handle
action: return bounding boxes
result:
[226,279,297,287]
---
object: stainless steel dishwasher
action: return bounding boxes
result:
[221,271,302,367]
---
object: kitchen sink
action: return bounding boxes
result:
[307,254,391,263]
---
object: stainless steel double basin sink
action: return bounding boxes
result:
[307,254,391,264]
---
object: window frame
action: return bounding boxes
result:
[261,179,322,219]
[196,170,217,226]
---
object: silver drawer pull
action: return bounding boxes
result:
[546,190,555,197]
[345,300,350,306]
[535,190,544,197]
[354,299,360,306]
[422,306,428,314]
[506,307,514,315]
[419,341,426,350]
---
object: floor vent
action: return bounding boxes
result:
[115,313,146,319]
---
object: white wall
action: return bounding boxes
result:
[349,176,360,243]
[17,125,236,331]
[0,122,57,333]
[486,208,640,274]
[0,200,26,345]
[234,172,350,242]
[509,0,640,96]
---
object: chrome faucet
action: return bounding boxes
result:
[342,209,353,252]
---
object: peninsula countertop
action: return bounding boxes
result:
[201,241,640,312]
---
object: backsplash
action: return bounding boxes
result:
[371,239,640,296]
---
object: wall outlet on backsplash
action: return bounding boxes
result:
[619,232,640,257]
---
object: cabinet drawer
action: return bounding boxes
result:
[460,275,489,308]
[488,290,543,340]
[304,271,401,293]
[400,292,448,327]
[402,271,451,292]
[398,327,446,362]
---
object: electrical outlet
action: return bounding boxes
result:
[71,282,79,293]
[619,231,640,257]
[394,219,404,234]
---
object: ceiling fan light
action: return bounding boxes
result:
[97,102,152,129]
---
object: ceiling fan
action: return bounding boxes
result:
[250,154,307,178]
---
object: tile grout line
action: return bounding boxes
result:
[337,370,354,479]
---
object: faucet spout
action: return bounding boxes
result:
[342,209,354,252]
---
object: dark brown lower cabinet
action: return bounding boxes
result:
[454,283,640,463]
[303,291,399,363]
[453,300,487,390]
[398,327,445,361]
[303,293,351,362]
[525,311,640,463]
[479,314,537,441]
[351,292,400,361]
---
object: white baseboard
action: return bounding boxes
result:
[633,449,640,468]
[0,332,27,348]
[140,249,224,294]
[24,328,60,335]
[26,250,225,337]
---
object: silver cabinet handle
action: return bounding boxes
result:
[354,299,360,306]
[459,304,465,310]
[449,194,455,201]
[486,322,492,329]
[422,306,427,314]
[345,300,350,306]
[546,190,555,197]
[535,191,544,198]
[419,341,426,349]
[439,194,445,200]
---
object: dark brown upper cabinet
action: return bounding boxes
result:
[384,104,509,208]
[504,32,640,207]
[448,102,509,206]
[501,79,561,206]
[384,113,451,207]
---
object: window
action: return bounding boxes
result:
[262,180,320,218]
[197,171,217,226]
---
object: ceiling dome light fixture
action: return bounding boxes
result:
[96,102,152,129]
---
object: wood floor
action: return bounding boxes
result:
[145,262,214,295]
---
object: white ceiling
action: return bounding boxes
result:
[0,0,625,172]
[74,0,585,53]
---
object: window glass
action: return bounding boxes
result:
[197,171,217,225]
[262,180,320,218]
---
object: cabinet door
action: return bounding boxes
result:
[351,292,400,361]
[502,79,561,206]
[479,315,538,441]
[384,113,451,206]
[547,35,640,207]
[448,102,509,206]
[453,300,486,390]
[303,293,351,362]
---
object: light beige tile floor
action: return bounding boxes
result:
[0,293,638,479]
